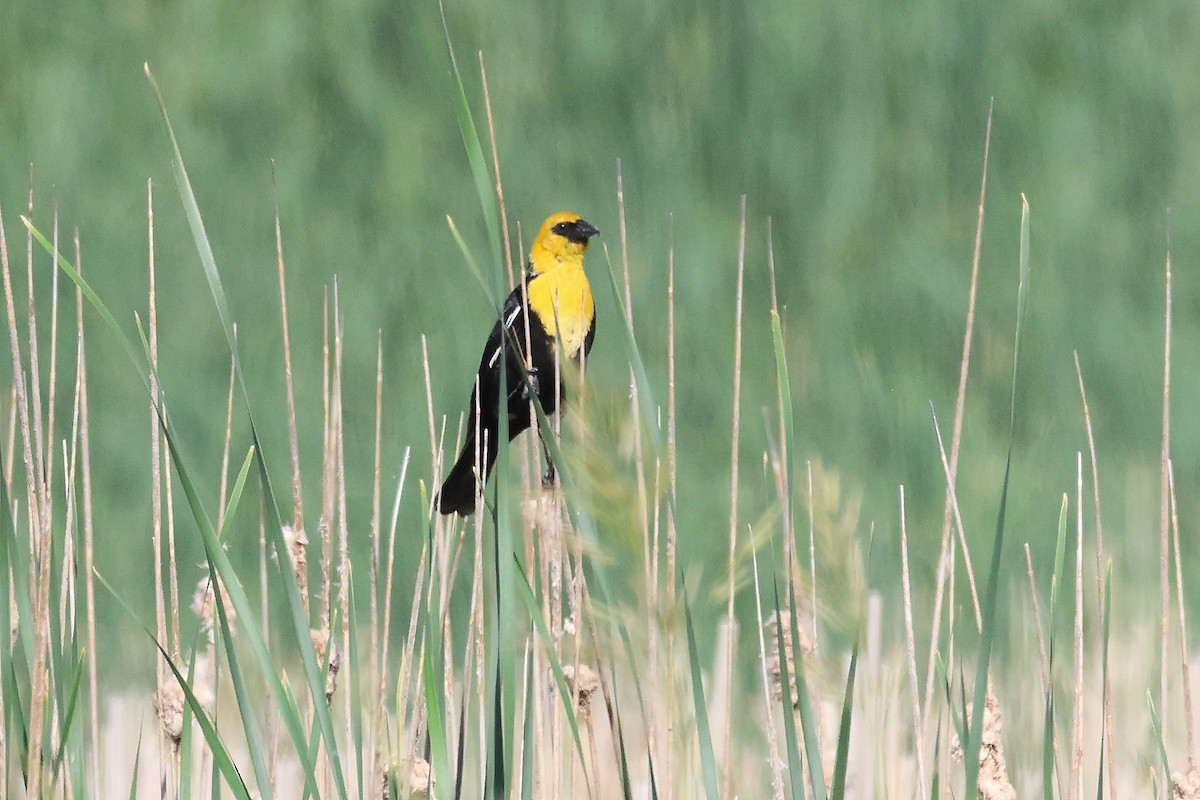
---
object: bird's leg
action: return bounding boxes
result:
[539,430,557,488]
[521,366,540,401]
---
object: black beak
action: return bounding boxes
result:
[575,219,600,240]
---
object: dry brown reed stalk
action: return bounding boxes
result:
[319,290,335,633]
[612,164,651,571]
[6,196,50,797]
[1159,233,1173,730]
[367,334,384,785]
[45,205,60,518]
[377,450,411,791]
[144,180,178,781]
[1021,538,1066,798]
[924,101,993,742]
[274,168,307,546]
[334,285,352,715]
[1169,461,1196,769]
[899,485,928,798]
[478,52,515,290]
[310,626,342,706]
[24,188,50,542]
[666,214,678,641]
[1022,543,1050,693]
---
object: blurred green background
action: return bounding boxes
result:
[3,0,1199,666]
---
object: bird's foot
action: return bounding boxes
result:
[522,367,540,401]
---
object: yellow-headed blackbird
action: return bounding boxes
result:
[436,212,600,515]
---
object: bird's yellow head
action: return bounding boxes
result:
[528,212,600,274]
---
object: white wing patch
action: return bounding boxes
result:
[487,304,524,369]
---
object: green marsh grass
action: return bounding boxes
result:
[3,65,1200,800]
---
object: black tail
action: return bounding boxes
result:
[436,431,498,515]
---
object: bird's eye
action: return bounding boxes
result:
[552,222,569,234]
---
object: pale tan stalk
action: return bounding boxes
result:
[1073,352,1115,795]
[1023,543,1050,695]
[720,195,747,791]
[24,186,49,539]
[929,403,982,630]
[478,52,515,286]
[5,384,15,481]
[421,334,442,497]
[805,462,817,649]
[273,165,306,536]
[379,448,411,709]
[900,486,928,798]
[751,541,786,799]
[612,165,650,545]
[74,228,100,796]
[320,291,334,630]
[9,203,46,796]
[664,215,678,798]
[1159,233,1173,726]
[147,180,167,685]
[392,463,426,773]
[368,334,383,782]
[1072,453,1084,799]
[1169,461,1195,768]
[924,100,993,733]
[334,282,351,716]
[45,204,59,516]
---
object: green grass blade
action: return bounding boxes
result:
[1049,493,1069,624]
[48,652,86,786]
[772,577,805,800]
[144,66,349,796]
[438,1,503,279]
[829,529,872,800]
[512,560,593,793]
[929,723,942,800]
[437,18,518,790]
[683,585,720,800]
[769,306,796,552]
[125,734,143,800]
[828,644,857,800]
[1041,493,1069,799]
[1148,691,1170,780]
[608,665,636,800]
[421,624,452,799]
[965,195,1031,799]
[209,558,273,799]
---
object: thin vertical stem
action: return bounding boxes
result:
[721,195,747,792]
[900,486,927,798]
[924,100,993,731]
[1158,226,1173,728]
